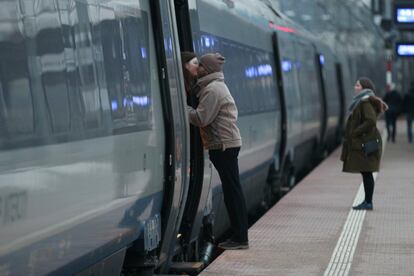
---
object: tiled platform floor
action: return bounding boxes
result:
[200,121,414,276]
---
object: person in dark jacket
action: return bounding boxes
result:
[403,83,414,143]
[185,53,249,250]
[341,77,388,210]
[383,86,402,143]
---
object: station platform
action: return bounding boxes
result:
[200,121,414,275]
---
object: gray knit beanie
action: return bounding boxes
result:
[200,53,225,73]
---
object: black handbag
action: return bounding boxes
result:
[362,139,379,156]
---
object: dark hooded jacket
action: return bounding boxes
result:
[383,90,402,115]
[341,95,388,173]
[403,89,414,115]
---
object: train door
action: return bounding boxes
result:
[149,1,191,273]
[293,38,323,171]
[173,0,214,264]
[275,31,302,188]
[276,33,297,154]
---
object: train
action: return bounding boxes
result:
[0,0,385,275]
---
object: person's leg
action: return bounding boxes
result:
[353,172,374,210]
[209,148,248,243]
[407,114,413,143]
[385,112,391,141]
[361,172,374,204]
[391,114,397,143]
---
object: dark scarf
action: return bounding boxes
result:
[348,89,375,112]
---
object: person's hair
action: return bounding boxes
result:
[358,77,375,92]
[182,64,193,93]
[181,52,197,93]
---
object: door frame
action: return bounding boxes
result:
[335,62,346,138]
[174,0,211,251]
[272,32,287,172]
[149,0,190,272]
[315,51,328,147]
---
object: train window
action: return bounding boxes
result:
[96,2,153,132]
[35,0,154,135]
[196,32,279,115]
[0,0,160,149]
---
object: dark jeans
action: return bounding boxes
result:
[209,147,248,243]
[361,172,374,204]
[407,113,413,143]
[385,112,397,142]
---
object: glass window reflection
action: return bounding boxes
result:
[0,0,156,149]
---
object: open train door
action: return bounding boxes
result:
[143,0,194,274]
[167,0,214,272]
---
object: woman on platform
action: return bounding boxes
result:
[340,77,388,210]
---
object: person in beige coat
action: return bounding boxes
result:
[186,53,248,250]
[341,77,387,210]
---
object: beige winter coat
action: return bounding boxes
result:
[186,72,242,150]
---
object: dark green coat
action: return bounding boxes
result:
[341,96,387,173]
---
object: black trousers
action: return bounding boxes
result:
[407,113,413,143]
[385,112,397,142]
[361,172,374,204]
[209,147,248,243]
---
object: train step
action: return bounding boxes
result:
[155,274,188,276]
[169,262,204,274]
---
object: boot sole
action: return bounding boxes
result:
[218,244,249,250]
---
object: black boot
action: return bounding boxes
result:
[352,201,373,210]
[218,239,249,250]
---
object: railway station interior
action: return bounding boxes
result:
[0,0,414,275]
